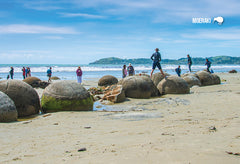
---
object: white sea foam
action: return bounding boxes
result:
[0,65,240,73]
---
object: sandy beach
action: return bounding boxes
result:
[0,73,240,164]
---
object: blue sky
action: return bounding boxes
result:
[0,0,240,64]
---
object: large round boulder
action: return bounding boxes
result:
[195,71,214,86]
[23,77,41,84]
[118,76,158,99]
[211,74,221,85]
[183,75,201,87]
[0,91,18,122]
[151,72,170,87]
[157,75,190,94]
[23,77,49,89]
[0,80,40,117]
[41,81,93,113]
[98,75,118,87]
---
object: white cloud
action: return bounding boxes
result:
[42,36,64,39]
[182,27,240,40]
[0,24,78,34]
[21,0,63,11]
[59,13,106,19]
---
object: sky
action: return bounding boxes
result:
[0,0,240,64]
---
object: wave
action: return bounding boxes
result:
[0,65,240,73]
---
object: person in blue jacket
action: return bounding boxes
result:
[175,65,181,77]
[205,58,212,73]
[47,67,52,82]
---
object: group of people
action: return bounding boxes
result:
[174,54,212,77]
[7,66,31,79]
[7,49,212,83]
[122,63,135,78]
[121,48,212,79]
[22,67,31,79]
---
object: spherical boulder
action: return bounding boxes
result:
[0,91,17,122]
[0,80,40,117]
[151,72,170,87]
[211,74,221,85]
[229,70,237,73]
[23,77,49,89]
[98,75,118,87]
[183,75,201,87]
[23,77,41,86]
[51,76,60,80]
[118,76,158,99]
[195,71,214,86]
[41,81,94,113]
[157,75,190,94]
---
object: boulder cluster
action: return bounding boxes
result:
[96,71,221,103]
[0,79,94,122]
[0,71,221,122]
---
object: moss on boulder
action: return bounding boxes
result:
[41,81,93,113]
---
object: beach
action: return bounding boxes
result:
[0,72,240,163]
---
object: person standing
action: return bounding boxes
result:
[127,63,135,76]
[76,66,83,84]
[150,48,165,77]
[187,54,192,72]
[205,58,212,73]
[27,67,31,77]
[9,67,14,79]
[22,67,26,79]
[122,65,127,78]
[175,65,181,77]
[47,67,52,82]
[25,67,28,78]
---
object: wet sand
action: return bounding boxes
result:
[0,73,240,164]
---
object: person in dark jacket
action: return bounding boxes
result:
[9,67,14,79]
[150,48,165,77]
[187,54,192,72]
[175,65,181,77]
[127,63,135,76]
[205,58,212,73]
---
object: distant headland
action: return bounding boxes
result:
[89,56,240,65]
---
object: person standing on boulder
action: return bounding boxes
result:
[122,65,127,78]
[150,48,165,77]
[205,58,212,73]
[47,67,52,82]
[76,66,83,84]
[187,54,192,72]
[9,67,14,79]
[127,63,135,76]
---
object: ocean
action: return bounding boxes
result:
[0,64,240,81]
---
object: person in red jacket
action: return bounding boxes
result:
[76,66,83,84]
[22,67,26,79]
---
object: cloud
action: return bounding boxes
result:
[182,27,240,40]
[42,36,64,39]
[0,24,78,34]
[18,0,240,23]
[59,13,106,19]
[21,0,63,11]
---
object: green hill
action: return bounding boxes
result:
[89,56,240,65]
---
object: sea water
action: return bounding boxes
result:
[0,64,240,81]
